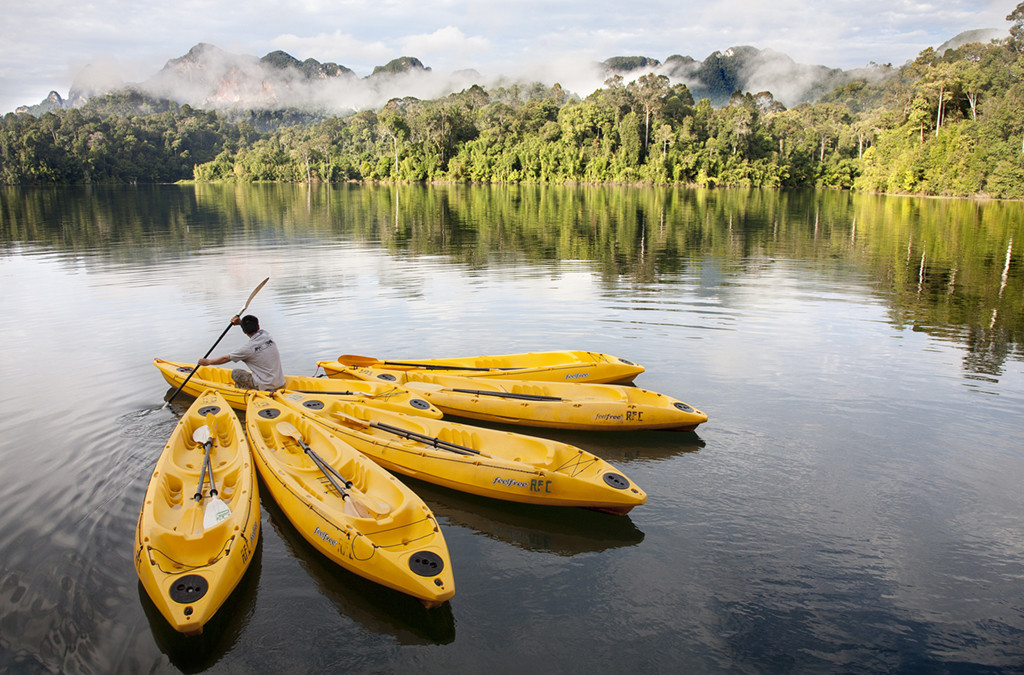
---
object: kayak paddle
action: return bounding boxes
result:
[335,354,500,371]
[327,410,494,458]
[275,422,387,519]
[192,420,231,529]
[162,277,269,409]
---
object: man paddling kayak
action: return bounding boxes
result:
[199,314,285,391]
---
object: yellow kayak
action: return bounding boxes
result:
[319,350,645,384]
[245,392,454,608]
[134,390,260,636]
[154,358,442,418]
[275,391,648,515]
[328,368,707,431]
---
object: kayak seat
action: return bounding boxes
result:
[147,473,188,530]
[435,427,481,453]
[211,466,242,504]
[174,503,204,538]
[171,442,204,475]
[509,383,549,398]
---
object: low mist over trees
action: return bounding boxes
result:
[3,16,1024,197]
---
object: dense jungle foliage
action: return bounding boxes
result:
[3,13,1024,197]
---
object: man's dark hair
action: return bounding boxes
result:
[240,315,260,335]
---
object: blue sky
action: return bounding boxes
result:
[0,0,1014,114]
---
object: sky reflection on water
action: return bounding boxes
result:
[0,185,1022,672]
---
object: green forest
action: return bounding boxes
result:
[4,9,1024,197]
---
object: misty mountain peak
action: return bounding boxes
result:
[721,45,762,60]
[167,43,231,68]
[371,57,431,78]
[604,56,662,73]
[15,91,63,115]
[936,28,1007,55]
[15,37,925,116]
[260,51,355,80]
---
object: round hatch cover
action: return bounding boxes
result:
[409,551,444,577]
[302,400,325,410]
[197,405,221,416]
[169,574,208,604]
[257,408,281,419]
[410,399,431,410]
[603,472,630,490]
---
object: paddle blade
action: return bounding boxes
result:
[342,482,391,517]
[239,277,270,315]
[344,496,373,519]
[276,421,302,441]
[336,354,381,367]
[192,426,211,444]
[203,497,231,529]
[328,411,370,428]
[340,468,392,516]
[365,496,391,517]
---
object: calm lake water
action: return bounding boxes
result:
[1,183,1022,673]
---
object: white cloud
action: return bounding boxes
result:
[399,26,493,68]
[271,32,395,73]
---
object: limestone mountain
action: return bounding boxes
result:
[13,28,1008,115]
[937,28,1006,54]
[140,43,358,109]
[260,50,355,79]
[14,91,64,116]
[370,56,431,78]
[605,46,892,107]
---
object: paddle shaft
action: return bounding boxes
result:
[370,420,481,456]
[306,445,389,515]
[194,439,212,501]
[162,277,269,409]
[204,450,218,497]
[381,361,494,371]
[291,436,373,517]
[450,387,562,402]
[312,452,374,517]
[338,354,517,371]
[328,410,481,456]
[306,447,353,499]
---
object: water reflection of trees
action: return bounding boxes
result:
[2,184,1020,375]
